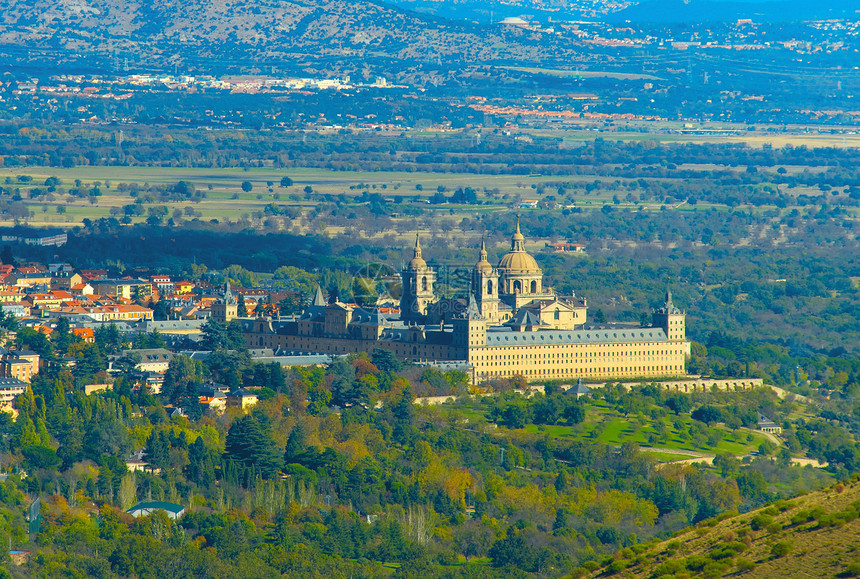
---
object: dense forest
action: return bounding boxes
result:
[0,316,855,577]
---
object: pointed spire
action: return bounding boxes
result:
[224,280,236,304]
[665,285,673,308]
[312,285,326,307]
[479,236,487,261]
[465,286,483,320]
[511,214,525,251]
[414,232,422,259]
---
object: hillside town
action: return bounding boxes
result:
[0,258,301,416]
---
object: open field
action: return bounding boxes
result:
[500,66,665,81]
[0,157,845,231]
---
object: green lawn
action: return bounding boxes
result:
[516,403,769,458]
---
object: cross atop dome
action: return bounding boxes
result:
[408,232,427,270]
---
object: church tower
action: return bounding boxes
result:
[400,233,436,323]
[453,292,487,353]
[212,281,239,323]
[472,237,500,322]
[652,287,685,342]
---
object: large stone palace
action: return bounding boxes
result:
[242,220,690,384]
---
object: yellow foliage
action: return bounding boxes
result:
[498,484,554,519]
[442,468,475,506]
[561,486,598,516]
[587,489,658,526]
[337,438,371,464]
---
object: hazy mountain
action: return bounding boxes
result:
[608,0,857,23]
[0,0,568,74]
[382,0,632,23]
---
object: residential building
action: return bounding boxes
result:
[226,388,258,409]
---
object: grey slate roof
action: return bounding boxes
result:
[484,327,668,347]
[253,354,335,367]
[503,309,546,329]
[312,285,326,307]
[757,412,779,427]
[0,377,27,389]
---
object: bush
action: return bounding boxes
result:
[605,559,629,574]
[735,557,756,572]
[790,510,812,525]
[652,559,685,577]
[771,541,792,558]
[766,522,783,533]
[685,555,708,571]
[844,561,860,577]
[750,513,773,531]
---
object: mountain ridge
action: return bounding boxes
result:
[0,0,573,75]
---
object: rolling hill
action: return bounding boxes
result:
[587,477,860,578]
[0,0,573,75]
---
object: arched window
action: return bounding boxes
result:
[487,280,493,295]
[554,308,560,320]
[530,280,538,293]
[513,280,522,293]
[421,276,428,291]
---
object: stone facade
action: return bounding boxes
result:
[242,223,690,384]
[211,281,238,323]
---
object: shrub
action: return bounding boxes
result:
[750,513,773,531]
[652,559,685,577]
[735,557,756,572]
[844,561,860,577]
[685,556,708,571]
[775,500,793,512]
[790,510,812,525]
[771,541,792,558]
[766,522,783,533]
[605,559,629,574]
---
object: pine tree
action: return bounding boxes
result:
[223,415,282,481]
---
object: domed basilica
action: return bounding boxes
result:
[402,217,586,329]
[242,218,688,385]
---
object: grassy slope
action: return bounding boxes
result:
[586,478,860,578]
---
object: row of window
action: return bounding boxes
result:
[479,365,683,378]
[474,349,680,362]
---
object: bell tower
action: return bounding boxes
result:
[453,292,486,354]
[472,237,500,322]
[400,233,436,323]
[652,286,685,342]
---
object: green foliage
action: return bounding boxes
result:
[750,513,773,531]
[222,415,282,484]
[770,541,792,558]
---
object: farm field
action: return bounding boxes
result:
[0,158,840,232]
